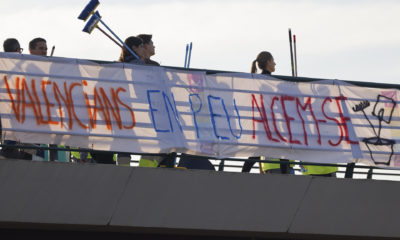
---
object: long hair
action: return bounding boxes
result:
[118,36,143,62]
[251,51,273,73]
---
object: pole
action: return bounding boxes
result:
[293,34,298,77]
[50,46,55,57]
[187,42,193,68]
[288,28,295,77]
[96,26,123,48]
[94,12,139,59]
[184,44,189,68]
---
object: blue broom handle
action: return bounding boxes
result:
[184,44,189,68]
[187,42,193,68]
[95,15,140,60]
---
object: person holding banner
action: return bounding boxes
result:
[1,38,48,160]
[1,38,24,159]
[118,35,155,166]
[245,51,293,174]
[1,39,31,160]
[118,36,145,64]
[250,51,336,177]
[250,51,276,75]
[29,37,60,161]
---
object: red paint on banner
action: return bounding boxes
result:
[271,96,287,142]
[296,97,326,145]
[2,76,136,131]
[250,93,358,147]
[281,95,301,145]
[251,93,278,142]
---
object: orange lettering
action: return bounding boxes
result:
[20,78,40,124]
[93,87,111,130]
[115,87,135,129]
[3,76,21,122]
[53,81,88,130]
[69,82,88,129]
[101,87,122,130]
[41,80,58,125]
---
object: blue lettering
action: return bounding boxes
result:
[147,90,170,132]
[223,98,242,139]
[163,92,183,132]
[208,95,229,140]
[189,94,202,138]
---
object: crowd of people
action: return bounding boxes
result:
[1,35,337,177]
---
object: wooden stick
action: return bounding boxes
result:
[96,25,123,48]
[50,46,55,57]
[289,28,295,77]
[294,34,298,76]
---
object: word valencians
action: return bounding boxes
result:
[3,76,136,131]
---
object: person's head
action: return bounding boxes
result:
[137,34,155,59]
[29,37,47,56]
[3,38,22,53]
[119,36,145,62]
[251,51,276,74]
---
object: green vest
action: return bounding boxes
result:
[70,149,92,161]
[138,155,163,168]
[71,150,117,163]
[301,165,338,175]
[261,158,295,171]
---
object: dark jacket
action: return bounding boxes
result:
[261,69,271,75]
[124,55,145,65]
[144,58,160,66]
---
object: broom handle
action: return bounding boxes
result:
[289,28,295,77]
[96,26,123,48]
[96,15,139,59]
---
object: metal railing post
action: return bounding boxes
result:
[345,163,355,178]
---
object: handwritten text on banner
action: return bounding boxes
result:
[1,53,399,167]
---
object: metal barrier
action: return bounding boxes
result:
[2,144,399,181]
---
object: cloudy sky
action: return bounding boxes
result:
[1,0,400,84]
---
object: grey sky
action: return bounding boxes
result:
[1,0,399,84]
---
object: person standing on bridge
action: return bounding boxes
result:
[0,38,32,160]
[242,51,293,174]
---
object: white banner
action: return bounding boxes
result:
[1,53,400,166]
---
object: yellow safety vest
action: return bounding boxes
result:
[301,165,338,175]
[70,149,92,161]
[261,157,295,172]
[138,155,163,168]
